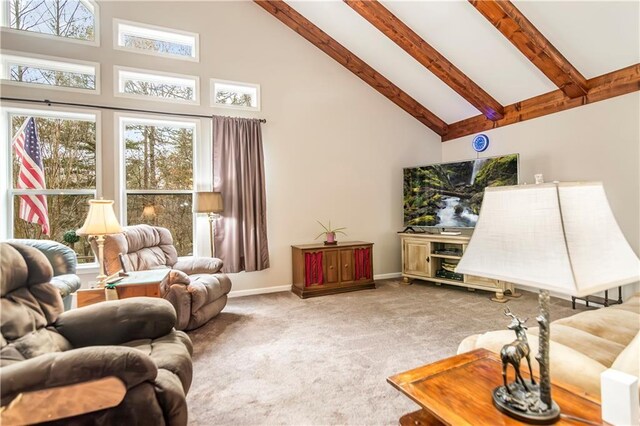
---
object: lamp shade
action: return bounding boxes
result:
[456,182,639,297]
[77,199,123,236]
[193,191,224,213]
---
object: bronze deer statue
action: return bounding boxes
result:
[500,307,536,393]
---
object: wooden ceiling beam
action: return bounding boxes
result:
[254,0,448,136]
[442,64,640,142]
[469,0,589,98]
[345,0,504,121]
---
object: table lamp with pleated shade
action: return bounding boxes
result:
[456,180,639,423]
[77,199,123,287]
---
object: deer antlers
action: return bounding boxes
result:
[504,307,528,323]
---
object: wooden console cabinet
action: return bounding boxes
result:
[400,233,515,302]
[291,241,375,298]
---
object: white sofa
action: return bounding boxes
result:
[458,293,640,396]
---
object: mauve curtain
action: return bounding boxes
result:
[212,115,269,272]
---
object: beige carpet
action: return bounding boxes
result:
[186,279,584,425]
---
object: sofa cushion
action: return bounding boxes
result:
[547,324,625,368]
[102,225,178,274]
[612,331,640,379]
[553,307,639,347]
[122,330,193,394]
[188,274,232,311]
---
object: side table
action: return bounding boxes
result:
[388,349,603,425]
[76,269,169,308]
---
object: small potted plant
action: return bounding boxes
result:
[315,220,347,245]
[63,230,80,249]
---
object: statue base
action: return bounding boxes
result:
[492,380,560,424]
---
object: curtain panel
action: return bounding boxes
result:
[212,115,269,273]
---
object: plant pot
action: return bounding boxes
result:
[324,232,337,245]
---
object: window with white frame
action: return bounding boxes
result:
[116,67,198,104]
[2,0,98,44]
[114,19,198,61]
[120,116,195,256]
[5,108,98,264]
[1,51,99,93]
[211,78,260,111]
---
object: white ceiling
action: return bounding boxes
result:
[285,0,640,124]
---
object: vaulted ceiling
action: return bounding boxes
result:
[255,0,640,141]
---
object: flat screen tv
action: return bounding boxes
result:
[403,154,519,228]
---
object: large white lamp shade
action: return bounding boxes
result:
[77,199,122,236]
[455,182,639,297]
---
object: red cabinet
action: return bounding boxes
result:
[292,241,374,298]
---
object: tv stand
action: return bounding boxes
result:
[399,233,516,302]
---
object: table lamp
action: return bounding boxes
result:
[77,199,123,287]
[193,191,224,257]
[456,180,640,423]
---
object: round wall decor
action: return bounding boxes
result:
[472,134,490,152]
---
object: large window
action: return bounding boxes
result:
[120,116,195,256]
[1,51,99,93]
[2,0,98,44]
[6,108,98,264]
[114,19,198,61]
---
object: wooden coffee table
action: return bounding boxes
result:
[388,349,603,425]
[76,269,169,308]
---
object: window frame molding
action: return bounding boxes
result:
[114,65,200,105]
[116,112,199,256]
[210,78,261,112]
[0,0,100,46]
[0,49,101,95]
[1,103,102,270]
[113,18,199,62]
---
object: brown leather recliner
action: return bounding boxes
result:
[0,242,193,425]
[99,224,231,331]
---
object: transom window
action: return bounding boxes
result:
[211,78,260,111]
[2,0,98,44]
[1,51,99,93]
[116,67,199,104]
[5,107,99,264]
[114,19,198,61]
[120,116,195,256]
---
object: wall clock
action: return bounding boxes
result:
[472,134,490,152]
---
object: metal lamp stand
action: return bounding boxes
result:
[492,290,560,424]
[94,234,108,288]
[207,213,219,258]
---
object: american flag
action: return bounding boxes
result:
[12,117,50,235]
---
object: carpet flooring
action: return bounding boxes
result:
[186,279,584,425]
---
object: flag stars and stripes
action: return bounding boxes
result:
[12,117,50,236]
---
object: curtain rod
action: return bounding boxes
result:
[0,97,267,123]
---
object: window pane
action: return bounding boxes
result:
[9,0,95,41]
[116,21,197,60]
[119,70,196,102]
[123,34,193,57]
[13,194,95,264]
[124,121,193,190]
[11,115,97,190]
[212,80,259,109]
[10,65,96,90]
[127,194,193,256]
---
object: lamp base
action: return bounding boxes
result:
[492,381,560,424]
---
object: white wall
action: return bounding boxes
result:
[442,93,640,297]
[0,1,441,293]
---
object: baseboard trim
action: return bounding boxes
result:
[374,272,402,280]
[228,285,290,298]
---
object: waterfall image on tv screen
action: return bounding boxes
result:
[403,154,518,228]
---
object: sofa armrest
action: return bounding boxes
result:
[55,298,176,347]
[51,274,81,298]
[173,256,223,275]
[0,346,156,406]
